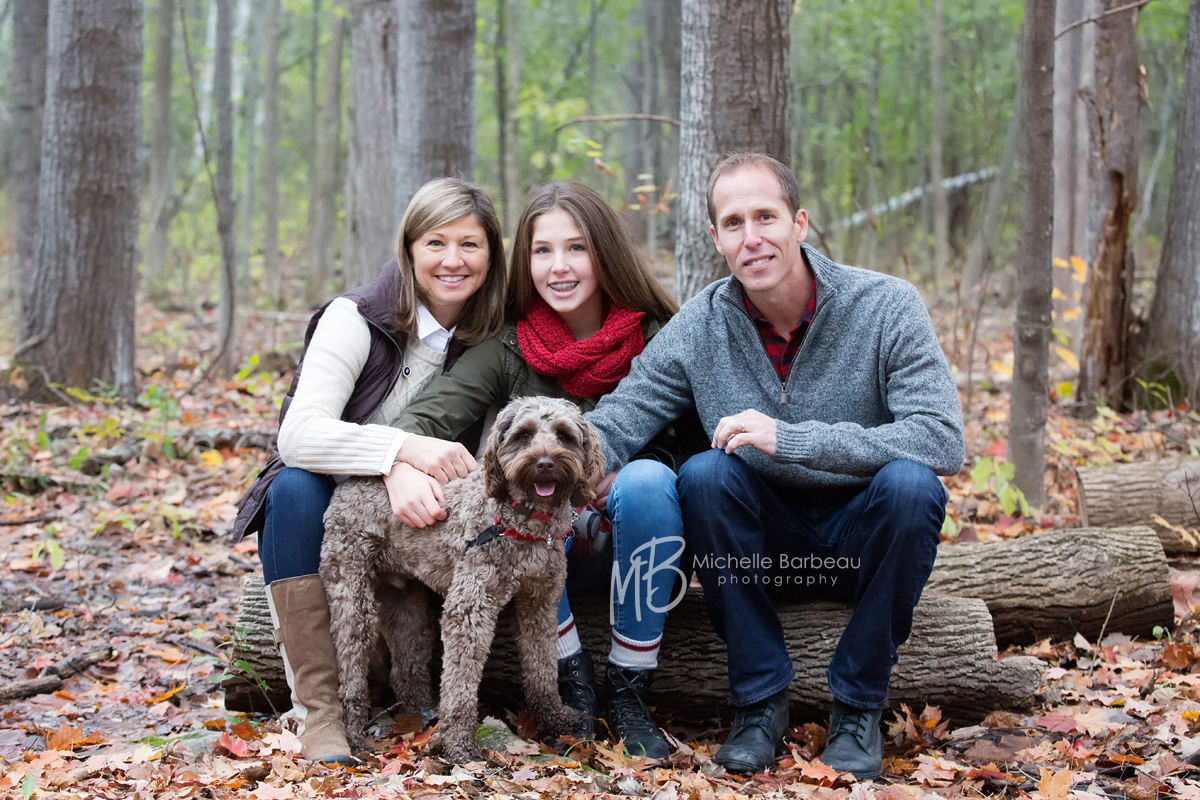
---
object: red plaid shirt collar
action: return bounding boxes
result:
[741,278,817,383]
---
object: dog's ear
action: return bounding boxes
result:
[571,414,607,508]
[483,401,518,502]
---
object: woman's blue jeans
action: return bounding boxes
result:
[556,459,685,661]
[677,449,946,709]
[259,467,336,584]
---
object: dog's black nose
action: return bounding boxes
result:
[536,457,555,472]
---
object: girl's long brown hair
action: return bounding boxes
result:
[507,181,677,324]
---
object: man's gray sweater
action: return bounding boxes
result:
[586,244,965,488]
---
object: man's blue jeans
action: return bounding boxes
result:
[677,449,946,709]
[259,467,336,584]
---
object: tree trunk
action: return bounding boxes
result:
[1077,0,1142,412]
[306,0,321,266]
[502,0,522,236]
[145,0,175,301]
[924,526,1171,643]
[1009,0,1056,508]
[1076,458,1200,552]
[19,0,142,399]
[929,0,949,285]
[262,0,282,308]
[307,6,346,304]
[657,0,681,257]
[1053,0,1094,361]
[239,0,261,294]
[394,0,476,212]
[674,0,791,302]
[212,0,237,377]
[855,35,882,271]
[225,574,1044,722]
[12,0,48,336]
[345,0,398,289]
[1140,0,1200,405]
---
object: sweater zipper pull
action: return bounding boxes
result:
[780,388,788,405]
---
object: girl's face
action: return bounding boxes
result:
[411,214,490,329]
[529,208,605,340]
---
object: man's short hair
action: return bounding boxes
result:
[706,152,802,227]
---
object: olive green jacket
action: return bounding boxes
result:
[393,319,705,471]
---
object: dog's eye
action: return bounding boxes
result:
[557,430,578,446]
[517,431,532,442]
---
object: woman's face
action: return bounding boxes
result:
[529,208,604,340]
[411,214,490,329]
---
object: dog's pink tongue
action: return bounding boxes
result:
[534,482,556,497]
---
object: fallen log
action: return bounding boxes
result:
[0,646,113,703]
[1076,458,1200,553]
[224,575,1043,722]
[924,526,1172,643]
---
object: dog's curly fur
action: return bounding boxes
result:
[319,396,605,762]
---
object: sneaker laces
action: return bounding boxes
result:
[828,706,871,744]
[558,657,595,711]
[607,669,658,739]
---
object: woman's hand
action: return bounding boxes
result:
[712,409,778,457]
[397,434,477,483]
[384,461,448,528]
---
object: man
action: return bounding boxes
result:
[585,152,964,779]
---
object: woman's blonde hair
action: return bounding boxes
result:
[507,181,677,323]
[392,178,507,345]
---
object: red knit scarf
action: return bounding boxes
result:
[517,296,646,398]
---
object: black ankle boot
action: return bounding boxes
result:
[605,665,670,759]
[556,652,596,739]
[820,699,883,780]
[715,689,790,773]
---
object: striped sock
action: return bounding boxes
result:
[556,615,582,659]
[609,630,661,670]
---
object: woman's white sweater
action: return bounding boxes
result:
[276,297,448,475]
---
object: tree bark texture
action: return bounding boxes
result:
[929,0,949,284]
[1052,0,1093,358]
[1010,0,1056,507]
[145,0,175,297]
[1076,459,1200,552]
[394,0,476,213]
[12,0,49,335]
[1077,0,1141,411]
[674,0,791,302]
[239,0,261,293]
[345,0,398,289]
[225,574,1044,722]
[212,0,237,377]
[924,526,1171,643]
[262,0,282,308]
[20,0,143,398]
[307,7,346,304]
[1141,0,1200,405]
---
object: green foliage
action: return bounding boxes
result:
[970,456,1032,518]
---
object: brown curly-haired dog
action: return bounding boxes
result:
[319,396,604,762]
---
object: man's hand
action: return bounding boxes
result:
[384,461,447,528]
[396,434,477,483]
[712,409,778,457]
[592,469,620,513]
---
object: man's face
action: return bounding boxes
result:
[709,166,809,298]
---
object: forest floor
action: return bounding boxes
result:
[1,301,1200,799]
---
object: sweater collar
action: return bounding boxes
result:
[717,243,839,309]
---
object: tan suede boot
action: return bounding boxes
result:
[264,575,355,765]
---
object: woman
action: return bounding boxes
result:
[391,181,700,758]
[230,178,508,765]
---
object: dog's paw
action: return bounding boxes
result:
[544,703,588,737]
[429,728,484,765]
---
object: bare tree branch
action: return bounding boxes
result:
[1056,0,1155,40]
